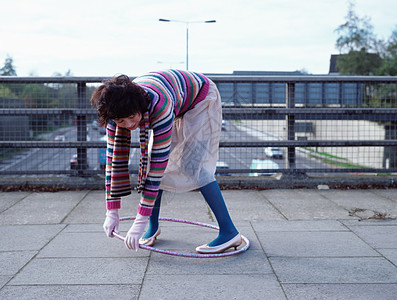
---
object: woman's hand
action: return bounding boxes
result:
[103,209,120,237]
[124,213,149,251]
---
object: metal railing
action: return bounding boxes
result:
[1,75,397,177]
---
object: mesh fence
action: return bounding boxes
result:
[1,76,397,177]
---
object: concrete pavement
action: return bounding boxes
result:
[0,188,397,299]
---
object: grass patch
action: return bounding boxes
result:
[304,147,348,161]
[0,148,23,160]
[312,156,366,169]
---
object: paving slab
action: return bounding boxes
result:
[64,190,149,224]
[147,250,272,275]
[140,274,286,300]
[0,285,140,300]
[64,190,146,224]
[9,257,148,285]
[0,276,11,290]
[347,225,397,248]
[252,220,348,232]
[0,224,65,251]
[258,231,379,257]
[159,191,217,222]
[378,249,397,266]
[62,190,107,224]
[366,189,397,203]
[219,190,286,221]
[0,192,30,213]
[318,189,397,218]
[341,219,397,226]
[283,283,397,300]
[0,251,37,275]
[63,223,104,233]
[0,191,88,225]
[37,231,149,258]
[261,190,349,220]
[269,257,397,283]
[1,189,397,299]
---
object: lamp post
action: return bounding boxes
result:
[159,18,216,70]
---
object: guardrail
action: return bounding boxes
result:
[1,75,397,177]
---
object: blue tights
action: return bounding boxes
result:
[141,190,163,239]
[142,182,238,247]
[199,181,239,246]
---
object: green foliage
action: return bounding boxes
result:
[336,48,382,75]
[335,1,377,53]
[377,27,397,76]
[335,2,397,78]
[363,83,397,108]
[0,85,16,98]
[0,56,17,76]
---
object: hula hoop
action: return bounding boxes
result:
[113,216,250,258]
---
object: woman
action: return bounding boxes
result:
[91,70,241,254]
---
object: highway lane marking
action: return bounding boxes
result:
[221,148,250,168]
[0,148,40,171]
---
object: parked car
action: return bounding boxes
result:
[70,154,78,169]
[264,147,283,159]
[215,161,231,176]
[54,135,66,141]
[221,120,227,131]
[70,154,89,170]
[249,159,279,176]
[92,120,98,130]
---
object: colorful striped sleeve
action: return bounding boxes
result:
[105,121,121,209]
[105,120,132,210]
[137,88,174,215]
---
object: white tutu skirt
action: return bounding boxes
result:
[158,80,222,193]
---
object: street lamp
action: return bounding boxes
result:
[159,18,216,70]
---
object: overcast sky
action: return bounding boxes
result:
[1,0,396,77]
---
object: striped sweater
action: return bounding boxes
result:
[105,70,210,216]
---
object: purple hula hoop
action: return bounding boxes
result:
[113,216,250,258]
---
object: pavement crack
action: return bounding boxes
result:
[59,190,91,224]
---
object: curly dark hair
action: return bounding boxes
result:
[91,75,151,127]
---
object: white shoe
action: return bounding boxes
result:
[139,228,161,246]
[195,233,242,254]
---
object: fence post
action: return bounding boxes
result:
[286,82,296,170]
[77,82,88,175]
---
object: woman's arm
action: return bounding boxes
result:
[105,121,132,209]
[138,105,174,216]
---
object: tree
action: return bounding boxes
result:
[336,48,382,75]
[334,1,381,75]
[0,55,17,76]
[335,1,377,53]
[377,27,397,76]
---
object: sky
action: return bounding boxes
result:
[1,0,396,77]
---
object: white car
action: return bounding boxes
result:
[91,120,99,130]
[54,135,66,141]
[264,147,283,159]
[249,159,279,176]
[215,161,230,176]
[221,120,226,130]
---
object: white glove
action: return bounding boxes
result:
[103,209,120,237]
[124,213,149,251]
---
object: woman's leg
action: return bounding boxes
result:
[141,190,163,239]
[199,181,239,246]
